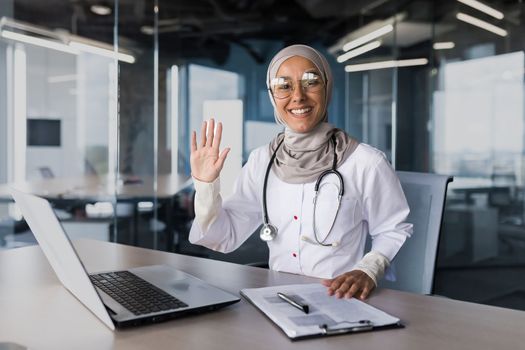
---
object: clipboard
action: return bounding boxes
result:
[241,283,403,340]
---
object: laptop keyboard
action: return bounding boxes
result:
[90,271,188,315]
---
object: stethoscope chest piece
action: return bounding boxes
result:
[259,223,278,241]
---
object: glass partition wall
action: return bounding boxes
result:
[0,1,123,246]
[0,0,167,250]
[429,0,525,311]
[342,0,525,311]
[1,0,525,312]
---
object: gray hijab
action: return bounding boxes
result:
[266,44,359,184]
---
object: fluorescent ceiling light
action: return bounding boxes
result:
[0,17,135,64]
[90,4,112,16]
[328,12,406,55]
[69,41,135,63]
[345,58,428,72]
[396,58,428,67]
[1,30,78,55]
[342,24,393,52]
[433,42,455,50]
[457,0,504,20]
[337,41,381,63]
[456,12,507,37]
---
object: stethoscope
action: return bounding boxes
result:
[259,135,344,247]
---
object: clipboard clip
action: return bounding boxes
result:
[319,320,374,335]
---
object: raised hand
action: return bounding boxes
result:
[190,119,231,183]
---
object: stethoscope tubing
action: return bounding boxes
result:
[262,134,344,246]
[262,138,284,225]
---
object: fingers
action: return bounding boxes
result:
[191,131,197,152]
[336,278,355,298]
[197,119,219,149]
[216,147,231,170]
[206,118,215,148]
[344,283,361,299]
[359,284,373,300]
[321,279,336,296]
[200,121,207,147]
[212,122,223,150]
[326,276,345,296]
[324,271,375,300]
[192,119,229,159]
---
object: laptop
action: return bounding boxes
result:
[10,188,240,330]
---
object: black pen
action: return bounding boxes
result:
[277,292,309,314]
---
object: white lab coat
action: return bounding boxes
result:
[189,143,412,279]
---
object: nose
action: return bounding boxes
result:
[291,83,306,102]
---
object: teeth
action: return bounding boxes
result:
[291,107,312,115]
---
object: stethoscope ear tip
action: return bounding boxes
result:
[301,235,340,247]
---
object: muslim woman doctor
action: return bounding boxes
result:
[189,44,413,300]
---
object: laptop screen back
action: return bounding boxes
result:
[9,188,115,330]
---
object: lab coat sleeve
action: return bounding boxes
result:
[353,251,390,286]
[189,151,263,253]
[362,155,413,262]
[192,177,221,232]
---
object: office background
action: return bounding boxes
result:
[1,0,524,311]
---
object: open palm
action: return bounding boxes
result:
[190,119,230,183]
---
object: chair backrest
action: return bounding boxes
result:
[378,171,453,294]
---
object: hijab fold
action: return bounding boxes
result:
[266,45,359,183]
[269,123,358,184]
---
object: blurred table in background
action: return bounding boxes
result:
[0,174,192,251]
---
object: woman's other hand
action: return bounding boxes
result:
[321,270,375,300]
[190,119,230,183]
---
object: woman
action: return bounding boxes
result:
[189,44,412,300]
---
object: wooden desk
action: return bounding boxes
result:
[1,239,524,350]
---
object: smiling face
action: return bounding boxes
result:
[272,56,326,133]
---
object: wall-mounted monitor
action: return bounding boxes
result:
[27,119,61,147]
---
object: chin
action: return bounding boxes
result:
[286,117,320,133]
[283,114,321,133]
[287,123,315,133]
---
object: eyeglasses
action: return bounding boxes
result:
[270,72,324,99]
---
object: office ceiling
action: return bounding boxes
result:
[8,0,416,63]
[7,0,524,64]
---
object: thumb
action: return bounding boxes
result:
[321,279,333,287]
[215,148,231,171]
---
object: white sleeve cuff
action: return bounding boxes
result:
[353,251,390,286]
[193,177,221,232]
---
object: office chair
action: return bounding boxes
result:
[378,171,453,294]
